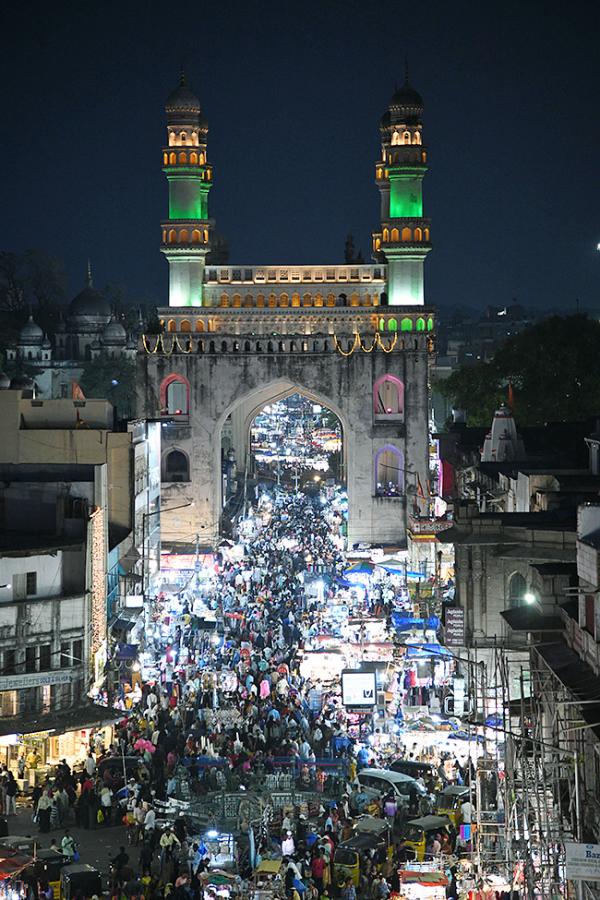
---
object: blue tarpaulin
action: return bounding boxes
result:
[392,616,425,632]
[344,561,375,575]
[405,643,453,660]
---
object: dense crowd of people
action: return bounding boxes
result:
[22,493,474,899]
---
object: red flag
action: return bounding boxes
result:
[507,381,514,410]
[72,381,86,401]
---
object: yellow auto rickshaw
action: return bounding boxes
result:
[333,816,392,887]
[60,863,102,900]
[401,815,452,862]
[434,785,469,828]
[253,858,283,897]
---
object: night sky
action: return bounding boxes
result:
[1,0,598,312]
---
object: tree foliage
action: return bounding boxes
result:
[0,250,66,312]
[79,356,137,420]
[439,315,600,427]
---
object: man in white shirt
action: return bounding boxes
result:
[281,831,295,856]
[85,751,96,778]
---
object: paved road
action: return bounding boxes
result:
[8,801,128,885]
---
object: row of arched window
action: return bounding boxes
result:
[162,315,433,334]
[390,130,421,147]
[168,130,201,147]
[380,226,430,244]
[377,316,434,333]
[161,373,408,421]
[162,228,209,245]
[162,442,404,497]
[214,292,379,309]
[160,336,419,354]
[163,151,208,167]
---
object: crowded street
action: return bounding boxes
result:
[0,488,515,900]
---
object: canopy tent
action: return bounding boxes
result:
[405,643,452,660]
[344,560,376,575]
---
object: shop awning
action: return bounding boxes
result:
[405,643,453,660]
[118,548,140,574]
[111,614,140,633]
[536,641,600,739]
[500,606,564,632]
[0,702,121,738]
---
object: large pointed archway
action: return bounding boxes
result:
[221,388,345,512]
[216,378,349,522]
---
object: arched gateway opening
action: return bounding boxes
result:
[220,390,346,533]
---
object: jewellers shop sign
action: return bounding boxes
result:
[565,842,600,881]
[0,671,73,692]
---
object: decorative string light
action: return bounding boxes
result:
[359,334,378,353]
[143,331,403,357]
[333,331,399,356]
[89,506,106,656]
[333,334,360,357]
[377,333,398,353]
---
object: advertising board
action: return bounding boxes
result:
[341,670,376,708]
[565,842,600,881]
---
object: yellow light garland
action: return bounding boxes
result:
[333,333,360,357]
[174,336,193,354]
[360,334,378,352]
[377,333,398,353]
[333,331,399,356]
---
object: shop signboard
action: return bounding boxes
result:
[0,670,73,691]
[341,669,376,708]
[565,842,600,881]
[444,608,465,646]
[160,552,215,571]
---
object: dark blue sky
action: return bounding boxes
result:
[1,0,598,311]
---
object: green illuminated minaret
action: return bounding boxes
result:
[373,78,431,306]
[161,72,213,307]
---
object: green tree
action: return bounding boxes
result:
[79,356,137,419]
[439,314,600,427]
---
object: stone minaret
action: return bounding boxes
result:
[161,71,213,307]
[373,75,431,305]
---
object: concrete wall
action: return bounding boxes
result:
[454,523,575,641]
[0,393,133,532]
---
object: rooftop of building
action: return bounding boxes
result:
[0,532,84,555]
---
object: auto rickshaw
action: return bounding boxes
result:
[33,849,70,899]
[252,858,284,898]
[60,863,102,900]
[0,836,37,855]
[401,815,452,862]
[434,785,470,828]
[333,816,392,887]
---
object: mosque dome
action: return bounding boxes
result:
[102,319,127,344]
[165,72,201,115]
[69,286,111,319]
[390,81,424,110]
[19,316,43,345]
[0,371,10,389]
